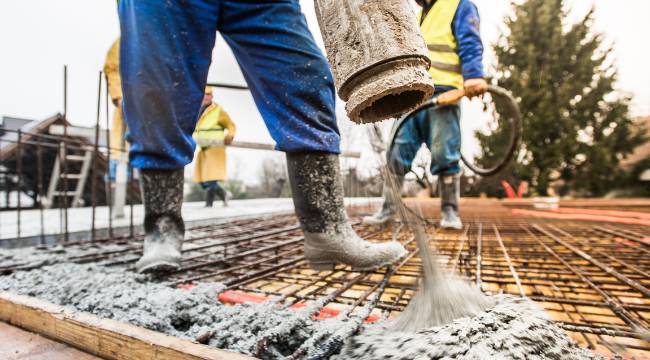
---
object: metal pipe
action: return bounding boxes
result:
[104,81,113,238]
[36,139,45,245]
[16,129,22,239]
[91,72,102,241]
[62,65,69,243]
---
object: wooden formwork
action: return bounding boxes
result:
[0,292,253,360]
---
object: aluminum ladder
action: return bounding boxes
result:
[44,145,93,209]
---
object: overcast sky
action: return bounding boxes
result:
[1,0,648,184]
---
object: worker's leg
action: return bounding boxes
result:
[200,181,218,208]
[220,0,405,270]
[363,112,428,225]
[211,181,230,207]
[219,0,338,153]
[118,0,219,273]
[427,103,462,229]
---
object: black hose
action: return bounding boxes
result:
[390,85,522,177]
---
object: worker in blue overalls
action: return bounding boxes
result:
[364,0,488,229]
[118,0,407,274]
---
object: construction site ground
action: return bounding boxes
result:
[1,197,649,359]
[0,322,99,360]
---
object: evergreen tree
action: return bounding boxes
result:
[476,0,645,196]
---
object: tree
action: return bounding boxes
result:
[476,0,646,196]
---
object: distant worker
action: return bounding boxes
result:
[192,87,235,207]
[103,37,129,177]
[364,0,488,229]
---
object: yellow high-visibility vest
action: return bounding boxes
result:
[192,104,225,144]
[420,0,464,89]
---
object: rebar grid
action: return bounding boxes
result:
[179,200,650,358]
[2,199,649,358]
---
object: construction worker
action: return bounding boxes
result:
[103,38,129,178]
[363,0,488,229]
[192,87,235,207]
[118,0,407,274]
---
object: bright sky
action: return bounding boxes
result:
[1,0,648,184]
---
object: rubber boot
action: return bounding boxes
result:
[205,188,216,207]
[362,176,403,225]
[136,169,185,274]
[439,174,463,230]
[223,191,232,207]
[287,152,407,271]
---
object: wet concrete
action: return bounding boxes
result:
[0,244,126,270]
[1,263,604,359]
[0,263,355,358]
[335,295,602,359]
[387,223,492,332]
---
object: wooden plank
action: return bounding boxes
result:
[0,292,255,360]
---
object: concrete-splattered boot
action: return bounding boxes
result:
[362,176,403,225]
[439,175,463,230]
[287,152,407,271]
[136,169,185,274]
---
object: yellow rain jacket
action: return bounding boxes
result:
[192,103,236,182]
[103,37,129,158]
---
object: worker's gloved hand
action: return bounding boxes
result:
[224,134,234,145]
[463,78,488,98]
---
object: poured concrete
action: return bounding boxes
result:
[0,263,361,357]
[334,295,602,360]
[1,263,603,359]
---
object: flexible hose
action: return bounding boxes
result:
[390,85,522,177]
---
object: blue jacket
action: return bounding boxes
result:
[424,0,485,91]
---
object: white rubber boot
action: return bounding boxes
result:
[439,175,463,230]
[304,223,407,270]
[136,169,185,274]
[287,152,407,271]
[223,191,232,207]
[362,176,403,225]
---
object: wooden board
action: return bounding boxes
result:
[0,292,255,360]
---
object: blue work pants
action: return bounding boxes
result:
[387,96,461,177]
[118,0,339,169]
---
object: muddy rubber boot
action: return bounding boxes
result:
[362,176,403,225]
[205,188,216,207]
[439,175,463,230]
[136,169,185,274]
[287,152,407,271]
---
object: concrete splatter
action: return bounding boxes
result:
[334,295,602,360]
[386,223,492,332]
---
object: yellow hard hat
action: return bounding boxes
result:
[205,86,213,95]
